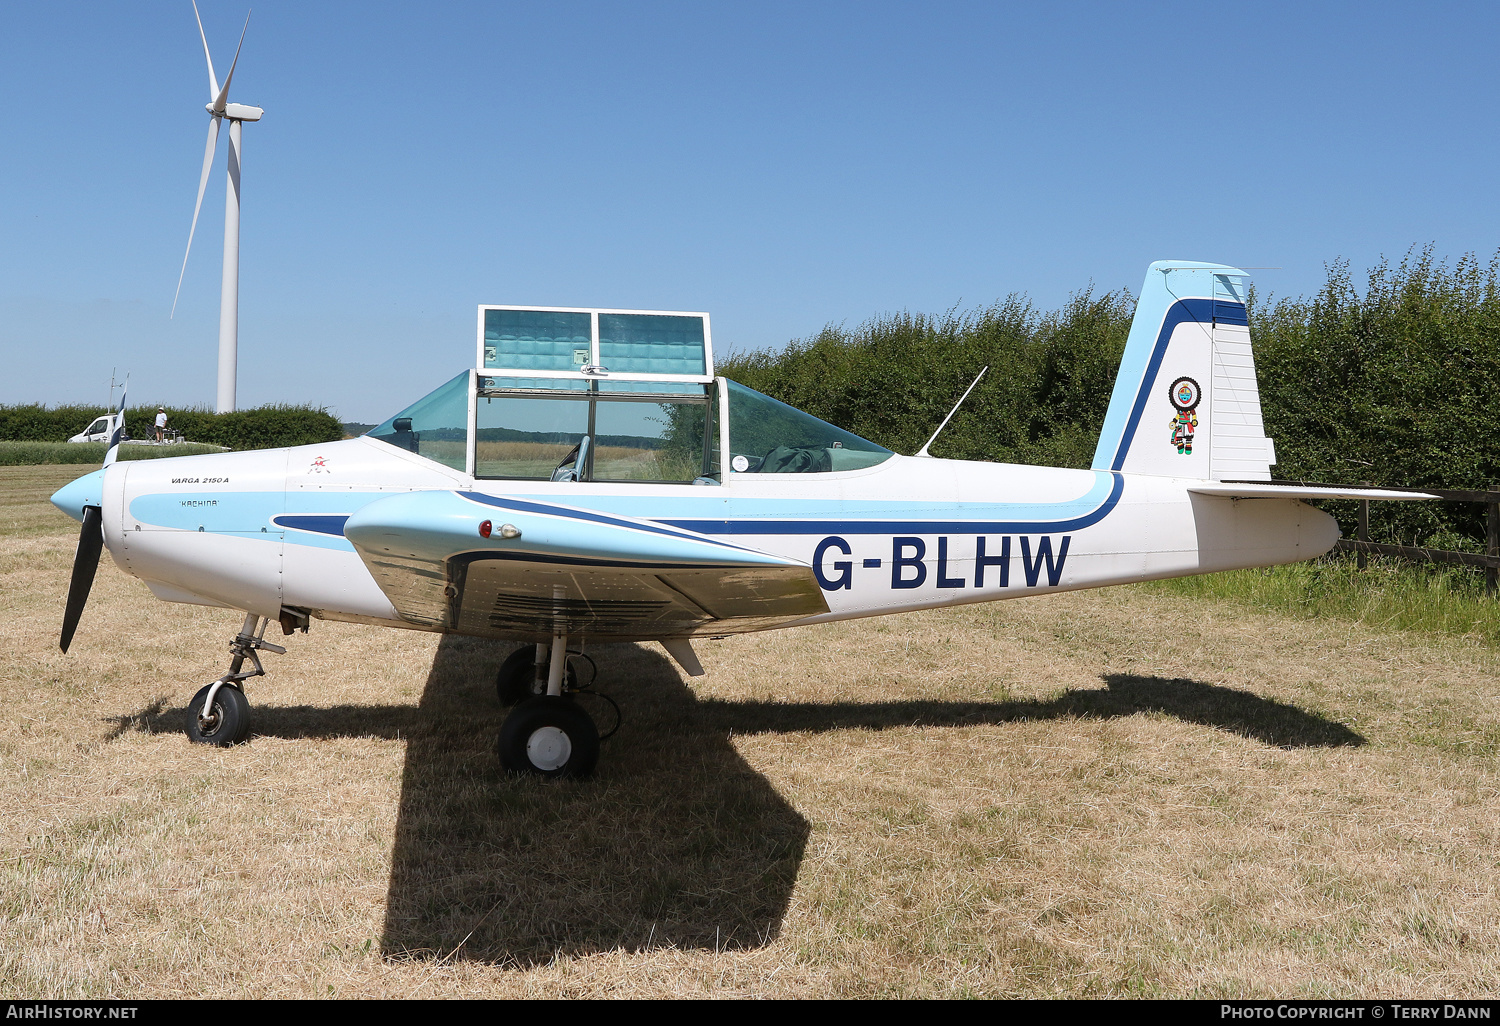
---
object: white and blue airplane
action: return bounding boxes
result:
[51,262,1428,777]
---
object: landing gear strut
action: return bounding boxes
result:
[184,612,285,747]
[496,631,600,778]
[495,641,576,705]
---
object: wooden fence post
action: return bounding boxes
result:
[1488,481,1498,596]
[1358,481,1371,570]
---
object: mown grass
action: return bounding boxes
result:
[1144,557,1500,646]
[0,441,227,466]
[4,466,1500,997]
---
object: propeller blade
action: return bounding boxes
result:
[211,12,251,115]
[171,116,220,318]
[103,381,127,467]
[60,505,103,653]
[192,0,220,101]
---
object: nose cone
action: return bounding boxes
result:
[51,469,107,523]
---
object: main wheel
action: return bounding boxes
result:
[495,649,577,706]
[497,696,600,778]
[185,683,251,746]
[495,648,537,705]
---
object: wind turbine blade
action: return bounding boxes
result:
[211,12,250,114]
[193,0,220,101]
[171,116,221,318]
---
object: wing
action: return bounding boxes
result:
[342,491,828,641]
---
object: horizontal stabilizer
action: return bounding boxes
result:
[1188,482,1436,501]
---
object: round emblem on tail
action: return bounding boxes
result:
[1167,376,1201,411]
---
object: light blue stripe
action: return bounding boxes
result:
[505,469,1115,527]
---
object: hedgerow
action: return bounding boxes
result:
[0,404,344,451]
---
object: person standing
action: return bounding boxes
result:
[155,407,167,442]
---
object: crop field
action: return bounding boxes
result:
[0,442,227,466]
[2,465,1500,997]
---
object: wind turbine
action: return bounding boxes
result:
[171,2,263,414]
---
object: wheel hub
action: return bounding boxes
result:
[526,726,572,771]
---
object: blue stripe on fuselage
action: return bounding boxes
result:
[273,514,351,536]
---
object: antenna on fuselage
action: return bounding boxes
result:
[914,365,988,458]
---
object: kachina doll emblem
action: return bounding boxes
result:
[1168,376,1201,454]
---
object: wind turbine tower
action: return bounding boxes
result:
[172,2,263,414]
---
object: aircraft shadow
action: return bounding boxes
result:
[696,672,1366,750]
[378,636,811,966]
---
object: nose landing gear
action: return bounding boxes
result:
[184,612,285,747]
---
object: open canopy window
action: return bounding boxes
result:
[481,307,711,381]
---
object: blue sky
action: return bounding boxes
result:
[2,1,1497,422]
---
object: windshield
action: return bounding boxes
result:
[367,370,469,471]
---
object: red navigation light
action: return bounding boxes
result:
[478,520,492,538]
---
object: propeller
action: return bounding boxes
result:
[60,383,125,652]
[59,506,103,654]
[171,4,251,318]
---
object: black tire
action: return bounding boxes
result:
[497,696,600,778]
[495,648,577,706]
[185,683,251,746]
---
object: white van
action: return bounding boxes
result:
[68,413,125,444]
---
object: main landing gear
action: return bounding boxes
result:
[495,632,618,779]
[184,612,287,746]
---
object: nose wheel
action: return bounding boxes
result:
[185,682,250,746]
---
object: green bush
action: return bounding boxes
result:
[720,288,1134,469]
[0,404,344,451]
[1254,248,1500,551]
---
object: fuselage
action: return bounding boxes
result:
[51,434,1339,639]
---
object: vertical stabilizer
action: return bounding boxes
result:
[1091,261,1276,480]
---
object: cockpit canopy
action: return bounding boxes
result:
[367,304,892,481]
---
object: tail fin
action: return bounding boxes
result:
[1091,261,1276,481]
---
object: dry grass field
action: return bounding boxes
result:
[3,464,1500,998]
